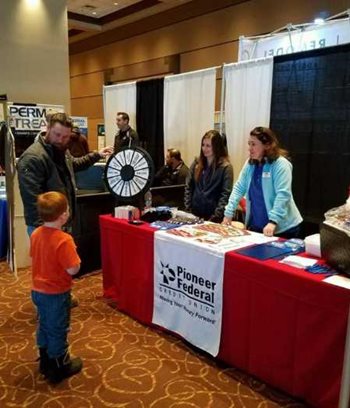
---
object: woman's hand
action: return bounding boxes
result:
[222,217,232,226]
[263,222,277,237]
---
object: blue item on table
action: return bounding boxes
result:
[270,238,305,252]
[236,238,304,261]
[155,206,172,212]
[305,264,338,275]
[150,220,181,230]
[236,243,295,261]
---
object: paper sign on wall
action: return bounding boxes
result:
[97,123,105,150]
[71,116,88,137]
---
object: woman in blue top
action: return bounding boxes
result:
[223,127,302,238]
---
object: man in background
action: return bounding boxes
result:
[153,148,189,187]
[113,112,139,153]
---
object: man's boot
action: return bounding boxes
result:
[47,351,83,384]
[38,347,49,377]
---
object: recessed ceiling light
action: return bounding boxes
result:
[314,17,325,25]
[114,2,118,5]
[92,11,97,15]
[26,0,40,6]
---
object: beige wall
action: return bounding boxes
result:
[0,0,70,111]
[0,0,71,268]
[70,0,348,150]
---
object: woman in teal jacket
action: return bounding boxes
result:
[223,127,302,238]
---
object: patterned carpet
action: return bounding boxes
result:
[0,261,307,408]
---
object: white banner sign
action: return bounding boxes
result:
[239,18,350,61]
[152,223,278,355]
[7,103,64,131]
[153,230,224,356]
[6,103,65,157]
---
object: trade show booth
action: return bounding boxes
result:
[1,10,349,408]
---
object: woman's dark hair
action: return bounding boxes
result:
[249,126,288,163]
[195,130,229,181]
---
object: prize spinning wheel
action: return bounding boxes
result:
[104,147,154,201]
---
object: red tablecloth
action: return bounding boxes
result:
[100,215,350,408]
[101,216,154,324]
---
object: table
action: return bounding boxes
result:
[100,215,350,408]
[0,197,8,259]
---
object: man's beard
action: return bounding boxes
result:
[52,143,68,152]
[44,135,68,152]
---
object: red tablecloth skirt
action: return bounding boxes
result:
[100,215,350,408]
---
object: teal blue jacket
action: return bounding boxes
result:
[224,156,302,234]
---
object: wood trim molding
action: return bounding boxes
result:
[68,0,160,26]
[69,0,249,55]
[104,54,180,84]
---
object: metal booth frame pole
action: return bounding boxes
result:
[219,64,226,136]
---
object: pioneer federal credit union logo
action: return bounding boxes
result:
[160,262,176,285]
[159,260,216,307]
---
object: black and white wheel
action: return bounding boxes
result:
[104,147,154,199]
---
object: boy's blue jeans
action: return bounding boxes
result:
[31,290,71,358]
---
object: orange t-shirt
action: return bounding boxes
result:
[30,226,81,294]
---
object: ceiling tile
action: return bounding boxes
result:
[68,0,141,18]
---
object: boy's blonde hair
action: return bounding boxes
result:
[37,192,68,222]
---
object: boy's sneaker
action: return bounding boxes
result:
[47,351,83,384]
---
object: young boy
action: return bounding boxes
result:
[30,191,82,383]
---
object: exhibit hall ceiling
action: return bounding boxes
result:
[67,0,250,52]
[68,0,194,41]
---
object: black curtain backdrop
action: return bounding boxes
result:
[270,44,350,226]
[136,78,164,172]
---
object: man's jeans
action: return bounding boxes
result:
[31,290,71,358]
